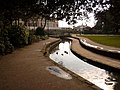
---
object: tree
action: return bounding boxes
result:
[109,0,120,33]
[0,0,120,32]
[0,0,38,27]
[94,10,115,34]
[94,0,120,34]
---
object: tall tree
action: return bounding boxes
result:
[94,0,120,33]
[109,0,120,33]
[0,0,120,32]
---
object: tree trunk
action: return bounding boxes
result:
[24,19,27,26]
[43,18,47,30]
[18,18,20,26]
[41,17,47,30]
[115,25,119,33]
[32,19,35,30]
[15,19,17,25]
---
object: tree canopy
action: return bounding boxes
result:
[0,0,120,31]
[95,0,120,33]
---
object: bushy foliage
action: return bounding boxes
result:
[0,37,5,55]
[0,25,48,55]
[8,25,29,47]
[0,29,14,55]
[28,30,41,44]
[28,30,34,44]
[35,27,45,36]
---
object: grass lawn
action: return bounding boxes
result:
[78,35,120,48]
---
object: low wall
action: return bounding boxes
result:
[70,36,120,72]
[45,38,101,90]
[71,36,120,60]
[42,39,61,56]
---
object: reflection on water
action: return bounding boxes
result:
[49,41,120,90]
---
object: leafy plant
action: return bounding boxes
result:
[35,27,45,36]
[8,25,29,47]
[0,29,14,55]
[0,37,5,55]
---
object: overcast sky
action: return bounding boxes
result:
[58,13,97,28]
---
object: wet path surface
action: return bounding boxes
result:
[50,40,120,90]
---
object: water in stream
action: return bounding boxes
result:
[49,40,120,90]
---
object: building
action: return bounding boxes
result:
[73,25,85,34]
[26,18,59,30]
[73,25,92,34]
[12,17,59,31]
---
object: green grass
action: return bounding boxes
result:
[79,35,120,48]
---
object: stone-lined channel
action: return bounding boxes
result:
[49,40,120,90]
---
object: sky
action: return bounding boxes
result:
[58,13,97,28]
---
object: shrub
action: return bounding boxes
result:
[0,25,48,55]
[0,29,14,55]
[0,37,5,55]
[35,27,45,36]
[4,37,14,54]
[8,25,29,47]
[28,30,36,44]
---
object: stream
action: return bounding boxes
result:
[49,40,120,90]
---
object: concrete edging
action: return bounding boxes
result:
[41,39,61,56]
[71,36,120,60]
[80,39,120,60]
[45,38,101,90]
[70,36,120,71]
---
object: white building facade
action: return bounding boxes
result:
[26,18,59,30]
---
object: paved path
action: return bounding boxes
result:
[0,38,100,90]
[71,35,120,70]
